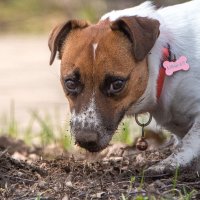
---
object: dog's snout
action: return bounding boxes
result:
[75,131,101,152]
[76,131,98,142]
[86,141,97,146]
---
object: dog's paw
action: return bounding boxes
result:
[145,156,178,175]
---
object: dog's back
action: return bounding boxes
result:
[157,0,200,66]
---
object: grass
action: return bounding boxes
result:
[35,195,41,200]
[173,166,179,190]
[0,101,137,151]
[113,118,140,145]
[120,168,198,200]
[0,0,104,34]
[0,101,73,151]
[0,0,65,34]
[7,100,18,138]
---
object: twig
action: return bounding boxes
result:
[128,190,163,197]
[8,156,47,176]
[1,174,37,183]
[0,149,8,157]
[136,173,170,178]
[161,180,200,190]
[118,173,170,179]
[19,198,51,200]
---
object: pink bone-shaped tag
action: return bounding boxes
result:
[163,56,190,76]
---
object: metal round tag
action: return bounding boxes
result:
[135,113,152,127]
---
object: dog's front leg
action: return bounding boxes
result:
[146,120,200,174]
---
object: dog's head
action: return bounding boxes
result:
[48,16,160,152]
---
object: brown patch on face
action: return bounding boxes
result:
[50,16,159,152]
[111,16,160,61]
[61,21,148,116]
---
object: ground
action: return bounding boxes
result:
[0,136,199,200]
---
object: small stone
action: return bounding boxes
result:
[53,183,62,192]
[65,181,73,188]
[96,192,105,198]
[110,157,123,162]
[11,152,26,161]
[28,153,39,161]
[17,171,23,177]
[39,163,47,168]
[90,192,105,198]
[62,195,69,200]
[38,180,47,189]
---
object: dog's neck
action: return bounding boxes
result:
[156,46,173,100]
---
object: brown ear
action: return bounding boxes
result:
[111,16,160,61]
[48,19,89,65]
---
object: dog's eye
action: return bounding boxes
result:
[64,79,82,95]
[109,80,125,94]
[101,75,128,97]
[65,80,76,90]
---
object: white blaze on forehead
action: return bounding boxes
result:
[71,96,101,130]
[92,43,98,60]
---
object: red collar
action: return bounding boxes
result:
[156,47,170,100]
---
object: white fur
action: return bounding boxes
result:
[101,1,155,21]
[71,96,100,130]
[101,0,200,172]
[71,95,113,148]
[92,43,98,60]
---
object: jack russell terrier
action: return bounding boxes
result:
[48,0,200,174]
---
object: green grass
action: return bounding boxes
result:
[120,169,197,200]
[7,100,18,138]
[0,102,164,152]
[0,101,137,151]
[0,0,65,34]
[173,166,179,191]
[35,195,41,200]
[113,118,140,145]
[1,101,138,150]
[0,101,73,151]
[0,0,103,34]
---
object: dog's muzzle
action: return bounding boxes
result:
[74,129,101,152]
[70,102,115,152]
[71,125,113,152]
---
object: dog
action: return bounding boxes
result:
[48,0,200,174]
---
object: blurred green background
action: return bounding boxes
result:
[0,0,188,34]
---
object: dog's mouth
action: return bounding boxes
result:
[76,140,107,152]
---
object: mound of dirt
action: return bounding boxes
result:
[0,136,199,200]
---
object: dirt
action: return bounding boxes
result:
[0,136,200,200]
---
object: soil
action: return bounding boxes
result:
[0,136,200,200]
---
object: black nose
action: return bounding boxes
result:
[75,131,101,152]
[85,141,97,148]
[78,141,100,152]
